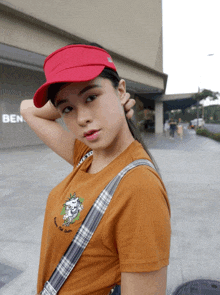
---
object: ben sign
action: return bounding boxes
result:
[2,114,25,123]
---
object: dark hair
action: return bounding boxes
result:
[48,43,161,176]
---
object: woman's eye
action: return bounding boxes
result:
[62,106,73,114]
[86,95,97,102]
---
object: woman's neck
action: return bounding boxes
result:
[87,130,134,174]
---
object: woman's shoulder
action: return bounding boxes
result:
[116,164,170,214]
[119,140,163,188]
[121,163,165,193]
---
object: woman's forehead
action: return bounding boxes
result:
[62,78,101,92]
[55,78,100,97]
[54,77,112,106]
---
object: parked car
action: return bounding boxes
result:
[189,118,205,129]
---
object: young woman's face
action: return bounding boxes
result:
[54,77,129,151]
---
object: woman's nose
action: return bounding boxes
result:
[76,107,93,126]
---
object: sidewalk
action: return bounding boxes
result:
[0,127,220,294]
[143,127,220,294]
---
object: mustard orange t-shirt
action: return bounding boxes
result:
[37,139,171,295]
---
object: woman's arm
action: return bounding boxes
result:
[20,94,135,166]
[20,100,76,166]
[121,266,167,295]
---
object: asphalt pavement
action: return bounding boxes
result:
[0,125,220,295]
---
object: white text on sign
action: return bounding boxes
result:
[2,114,25,123]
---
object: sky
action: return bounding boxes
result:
[162,0,220,106]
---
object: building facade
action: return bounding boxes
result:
[0,0,167,149]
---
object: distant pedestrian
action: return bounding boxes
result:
[169,118,177,139]
[164,120,170,137]
[177,118,183,140]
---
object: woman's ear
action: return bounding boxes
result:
[117,79,126,103]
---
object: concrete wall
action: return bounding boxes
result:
[0,1,165,91]
[0,0,163,71]
[0,0,167,148]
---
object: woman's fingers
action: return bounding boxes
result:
[126,108,134,119]
[124,98,135,112]
[122,93,136,119]
[124,98,136,119]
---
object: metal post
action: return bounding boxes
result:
[197,87,200,129]
[202,104,204,120]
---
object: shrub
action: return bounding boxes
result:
[196,128,220,142]
[196,128,211,137]
[212,133,220,142]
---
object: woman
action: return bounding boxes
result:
[20,43,171,295]
[177,118,183,140]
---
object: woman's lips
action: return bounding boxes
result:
[84,130,100,141]
[84,129,99,136]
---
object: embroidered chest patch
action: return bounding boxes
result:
[61,193,84,227]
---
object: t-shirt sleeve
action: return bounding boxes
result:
[104,166,171,273]
[73,139,91,167]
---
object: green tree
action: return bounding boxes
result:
[192,89,219,102]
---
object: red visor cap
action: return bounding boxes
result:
[33,45,117,108]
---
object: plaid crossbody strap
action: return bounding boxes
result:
[40,158,156,295]
[76,150,93,167]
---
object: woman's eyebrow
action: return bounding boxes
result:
[55,84,101,108]
[78,84,101,96]
[55,99,68,108]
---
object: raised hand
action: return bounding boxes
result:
[121,93,136,119]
